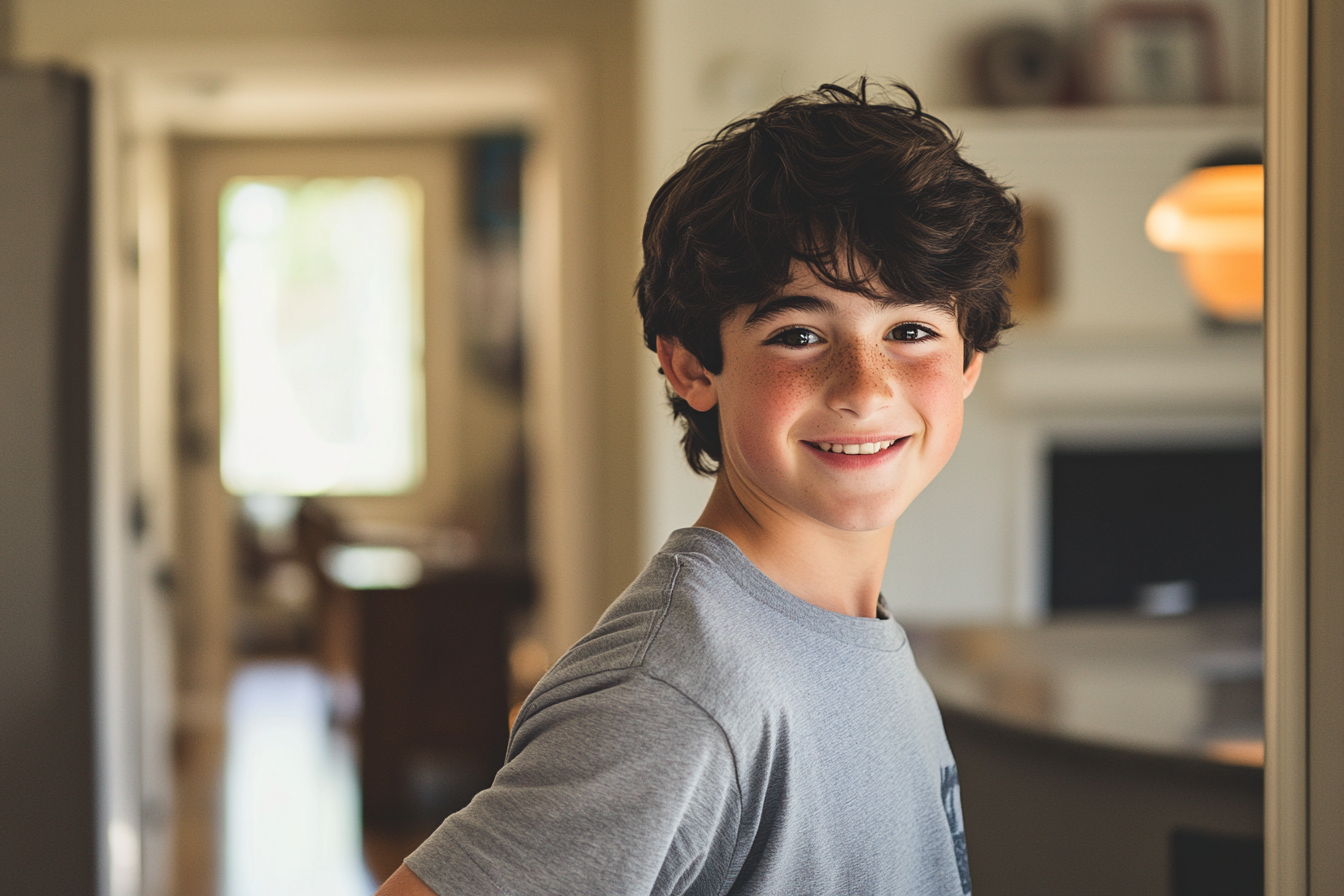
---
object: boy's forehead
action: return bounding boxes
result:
[777,257,952,307]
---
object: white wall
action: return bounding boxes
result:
[639,0,1262,194]
[638,0,1265,622]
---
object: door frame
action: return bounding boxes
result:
[1265,1,1344,893]
[86,41,600,896]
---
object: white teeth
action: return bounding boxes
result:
[816,439,898,455]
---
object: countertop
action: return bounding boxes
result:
[907,608,1264,767]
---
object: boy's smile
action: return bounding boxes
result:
[661,261,982,539]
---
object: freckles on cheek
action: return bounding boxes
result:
[727,361,817,457]
[749,359,818,412]
[898,353,962,398]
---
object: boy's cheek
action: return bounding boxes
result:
[720,394,802,465]
[727,363,816,421]
[736,356,820,399]
[920,393,967,469]
[904,354,974,413]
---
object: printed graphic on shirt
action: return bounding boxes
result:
[941,764,972,895]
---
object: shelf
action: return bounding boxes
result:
[940,104,1263,132]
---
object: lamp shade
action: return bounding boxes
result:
[1145,164,1264,322]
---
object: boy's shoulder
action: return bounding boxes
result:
[520,527,913,734]
[526,528,772,702]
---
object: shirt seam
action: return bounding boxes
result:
[408,842,504,896]
[497,669,745,892]
[633,553,680,667]
[508,556,678,750]
[641,671,746,896]
[520,669,745,893]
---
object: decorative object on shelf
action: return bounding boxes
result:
[1004,202,1056,317]
[973,23,1072,106]
[1092,2,1222,105]
[1145,148,1263,323]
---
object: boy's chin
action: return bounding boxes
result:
[806,500,911,535]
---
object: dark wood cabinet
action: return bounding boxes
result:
[359,569,531,828]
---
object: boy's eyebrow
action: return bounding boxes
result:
[743,294,836,326]
[744,293,953,326]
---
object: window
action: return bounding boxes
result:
[218,177,425,495]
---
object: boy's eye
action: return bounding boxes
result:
[889,323,936,341]
[768,327,822,347]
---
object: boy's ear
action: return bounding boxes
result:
[962,351,984,399]
[656,336,718,412]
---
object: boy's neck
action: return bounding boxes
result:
[694,475,895,619]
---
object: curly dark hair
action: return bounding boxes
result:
[636,78,1022,475]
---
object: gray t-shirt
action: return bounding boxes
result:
[406,527,971,895]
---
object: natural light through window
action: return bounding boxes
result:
[219,177,425,496]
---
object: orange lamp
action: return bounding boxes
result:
[1145,164,1264,323]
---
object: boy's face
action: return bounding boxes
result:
[671,261,982,534]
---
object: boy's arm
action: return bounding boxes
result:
[375,864,436,896]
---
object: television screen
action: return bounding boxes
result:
[1049,447,1262,613]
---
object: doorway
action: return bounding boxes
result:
[88,46,602,896]
[170,135,542,892]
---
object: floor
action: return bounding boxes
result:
[221,661,378,896]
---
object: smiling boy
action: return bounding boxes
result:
[666,261,983,619]
[380,80,1020,896]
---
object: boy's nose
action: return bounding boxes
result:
[826,343,894,419]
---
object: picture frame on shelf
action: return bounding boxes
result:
[1092,2,1222,105]
[972,23,1072,107]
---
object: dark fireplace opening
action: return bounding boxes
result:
[1049,446,1262,614]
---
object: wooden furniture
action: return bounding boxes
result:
[359,568,531,829]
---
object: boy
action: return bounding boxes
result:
[380,80,1021,896]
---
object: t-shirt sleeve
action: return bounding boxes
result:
[403,673,742,896]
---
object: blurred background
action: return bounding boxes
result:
[0,0,1267,894]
